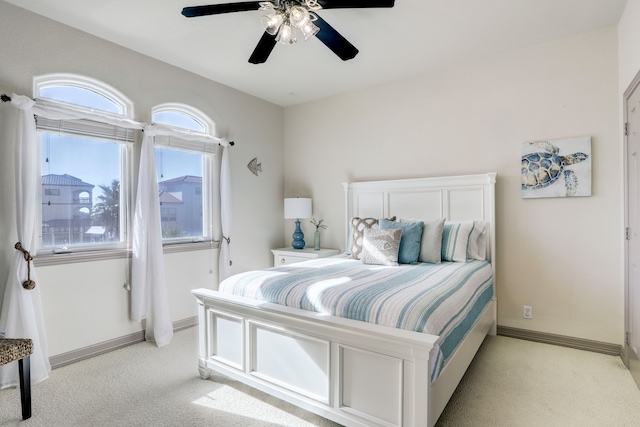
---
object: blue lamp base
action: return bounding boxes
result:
[291,220,305,249]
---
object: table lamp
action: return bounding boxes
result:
[284,197,312,249]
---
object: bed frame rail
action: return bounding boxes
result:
[193,289,496,427]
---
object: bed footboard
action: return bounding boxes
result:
[193,288,496,427]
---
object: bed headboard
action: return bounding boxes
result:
[343,173,497,273]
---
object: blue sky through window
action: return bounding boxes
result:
[39,86,121,114]
[41,136,202,195]
[41,134,120,191]
[153,111,204,132]
[38,85,207,186]
[155,148,202,181]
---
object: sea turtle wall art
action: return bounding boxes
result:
[522,136,591,198]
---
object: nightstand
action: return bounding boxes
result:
[271,247,340,266]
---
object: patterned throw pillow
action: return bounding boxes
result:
[361,228,402,266]
[349,216,396,260]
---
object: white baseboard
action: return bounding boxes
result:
[49,316,198,369]
[497,326,622,358]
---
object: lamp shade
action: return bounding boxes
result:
[284,198,312,219]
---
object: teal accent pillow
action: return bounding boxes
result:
[379,218,424,264]
[399,217,445,264]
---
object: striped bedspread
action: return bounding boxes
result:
[218,256,494,381]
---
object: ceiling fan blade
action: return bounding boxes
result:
[318,0,394,9]
[182,2,262,17]
[249,32,277,64]
[313,16,359,61]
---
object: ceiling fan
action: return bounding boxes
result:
[182,0,395,64]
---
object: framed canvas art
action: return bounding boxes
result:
[521,136,592,198]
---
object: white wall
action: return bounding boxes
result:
[619,0,640,93]
[284,27,622,345]
[0,1,285,357]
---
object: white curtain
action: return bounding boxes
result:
[0,93,232,354]
[130,125,231,346]
[131,125,173,347]
[0,95,51,388]
[219,146,233,282]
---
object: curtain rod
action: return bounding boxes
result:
[0,93,234,146]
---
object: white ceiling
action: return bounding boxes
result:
[5,0,629,106]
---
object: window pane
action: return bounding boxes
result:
[39,86,121,114]
[155,148,204,239]
[153,111,204,132]
[41,134,121,247]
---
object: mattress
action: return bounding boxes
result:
[218,255,494,381]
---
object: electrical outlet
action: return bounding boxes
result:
[523,305,532,319]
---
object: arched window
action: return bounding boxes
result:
[35,73,132,251]
[151,104,217,243]
[34,73,133,117]
[152,103,214,134]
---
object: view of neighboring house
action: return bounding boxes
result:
[42,173,203,245]
[41,174,94,246]
[158,175,203,238]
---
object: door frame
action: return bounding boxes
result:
[624,68,640,368]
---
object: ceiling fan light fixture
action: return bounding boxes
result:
[258,1,276,11]
[302,0,322,11]
[259,1,322,45]
[289,5,311,28]
[300,22,319,40]
[276,22,296,45]
[261,12,284,35]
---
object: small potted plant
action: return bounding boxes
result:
[310,218,327,250]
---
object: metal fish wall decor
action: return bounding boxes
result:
[247,157,262,176]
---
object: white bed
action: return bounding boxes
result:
[192,173,497,427]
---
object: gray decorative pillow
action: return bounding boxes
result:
[349,216,396,260]
[361,228,402,266]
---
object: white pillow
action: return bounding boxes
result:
[468,222,487,260]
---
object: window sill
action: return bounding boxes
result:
[33,240,220,267]
[163,240,220,254]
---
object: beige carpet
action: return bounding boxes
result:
[1,327,639,426]
[436,335,640,426]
